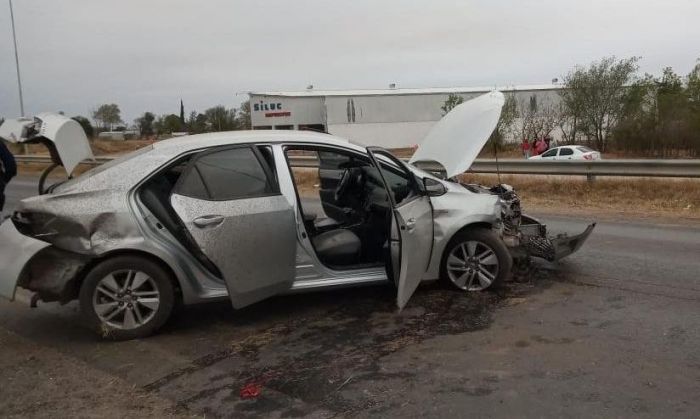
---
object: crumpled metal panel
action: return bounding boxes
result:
[18,247,89,303]
[15,189,141,255]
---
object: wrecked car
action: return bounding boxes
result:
[0,92,594,340]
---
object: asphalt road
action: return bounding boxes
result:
[2,177,700,417]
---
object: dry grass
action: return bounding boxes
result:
[7,138,155,156]
[290,167,320,197]
[460,174,700,220]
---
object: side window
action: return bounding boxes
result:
[378,163,413,205]
[368,149,418,206]
[175,147,276,200]
[559,148,574,156]
[318,150,351,169]
[542,148,558,158]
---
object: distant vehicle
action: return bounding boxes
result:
[0,95,594,340]
[529,145,602,161]
[97,131,139,141]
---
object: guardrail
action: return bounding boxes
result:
[15,155,700,178]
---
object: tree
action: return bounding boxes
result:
[612,62,700,157]
[687,60,700,105]
[487,92,518,150]
[561,56,640,152]
[204,106,238,131]
[72,116,94,138]
[440,94,464,115]
[187,111,208,134]
[179,99,185,125]
[155,114,185,134]
[515,94,559,143]
[237,100,251,129]
[92,103,123,130]
[135,112,156,136]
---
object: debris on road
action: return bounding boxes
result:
[240,382,262,399]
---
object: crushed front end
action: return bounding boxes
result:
[461,182,596,262]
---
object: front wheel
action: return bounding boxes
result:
[79,255,175,340]
[440,228,512,291]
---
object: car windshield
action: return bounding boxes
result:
[577,146,594,153]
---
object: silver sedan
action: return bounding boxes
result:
[0,94,594,340]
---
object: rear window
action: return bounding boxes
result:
[55,145,154,191]
[577,146,594,153]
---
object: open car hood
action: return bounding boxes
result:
[0,113,93,174]
[410,91,504,178]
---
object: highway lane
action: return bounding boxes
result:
[2,176,700,417]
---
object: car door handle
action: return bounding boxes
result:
[405,218,417,231]
[193,215,225,228]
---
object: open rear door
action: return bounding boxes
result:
[168,145,297,308]
[367,147,433,310]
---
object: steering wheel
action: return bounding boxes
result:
[334,169,352,202]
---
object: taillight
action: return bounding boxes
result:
[11,211,58,239]
[583,154,593,160]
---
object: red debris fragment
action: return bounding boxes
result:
[240,382,262,399]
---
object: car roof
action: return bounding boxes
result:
[152,130,361,154]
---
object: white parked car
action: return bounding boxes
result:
[529,145,601,161]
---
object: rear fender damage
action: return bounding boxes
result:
[18,247,90,304]
[6,189,143,304]
[12,189,141,255]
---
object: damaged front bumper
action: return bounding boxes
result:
[464,183,595,262]
[514,215,596,261]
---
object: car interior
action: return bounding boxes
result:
[285,146,414,270]
[136,143,415,274]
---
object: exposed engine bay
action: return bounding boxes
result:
[459,181,595,262]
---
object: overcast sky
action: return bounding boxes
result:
[1,0,699,124]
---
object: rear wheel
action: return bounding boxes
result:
[440,228,512,291]
[79,255,175,340]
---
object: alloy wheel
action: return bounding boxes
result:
[92,269,161,330]
[446,240,499,291]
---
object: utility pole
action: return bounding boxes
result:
[9,0,25,117]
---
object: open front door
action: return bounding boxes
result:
[366,147,433,310]
[169,145,297,308]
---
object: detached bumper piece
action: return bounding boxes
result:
[519,218,596,262]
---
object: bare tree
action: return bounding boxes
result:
[516,94,559,142]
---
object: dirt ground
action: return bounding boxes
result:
[0,327,187,418]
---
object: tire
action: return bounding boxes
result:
[440,228,512,292]
[79,255,175,340]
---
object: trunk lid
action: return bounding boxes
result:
[0,113,93,174]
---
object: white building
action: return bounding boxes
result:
[249,84,563,148]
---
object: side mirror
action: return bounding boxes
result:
[423,177,447,197]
